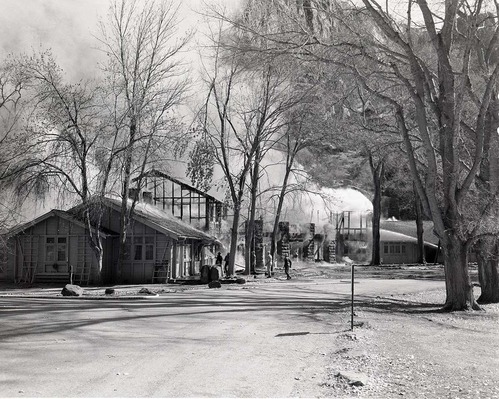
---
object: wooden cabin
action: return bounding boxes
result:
[1,196,219,285]
[2,210,112,285]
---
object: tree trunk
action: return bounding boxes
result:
[117,193,130,283]
[117,118,137,283]
[270,188,286,263]
[245,149,261,275]
[441,235,480,311]
[370,155,383,265]
[414,184,426,264]
[475,99,499,304]
[228,202,241,277]
[270,157,293,263]
[82,206,104,285]
[477,239,499,304]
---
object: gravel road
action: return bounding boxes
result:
[1,274,497,398]
[0,278,441,398]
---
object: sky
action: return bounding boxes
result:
[0,0,240,81]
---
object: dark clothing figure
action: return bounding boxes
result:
[284,256,292,280]
[215,252,223,266]
[224,253,230,278]
[251,251,256,274]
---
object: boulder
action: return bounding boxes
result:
[208,280,222,288]
[105,288,115,295]
[335,371,368,387]
[210,266,220,282]
[138,287,155,295]
[61,284,83,297]
[200,265,211,284]
[236,278,246,284]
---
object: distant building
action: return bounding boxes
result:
[380,220,443,264]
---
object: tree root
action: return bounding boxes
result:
[441,301,483,312]
[477,293,499,305]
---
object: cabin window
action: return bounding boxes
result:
[133,236,155,261]
[145,237,154,260]
[133,237,143,261]
[384,243,405,255]
[46,236,67,262]
[57,237,67,261]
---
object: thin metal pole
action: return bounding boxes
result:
[351,262,354,331]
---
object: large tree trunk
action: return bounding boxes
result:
[414,184,426,264]
[82,206,104,285]
[476,100,499,304]
[477,239,499,304]
[228,202,241,277]
[117,119,137,283]
[370,155,383,265]
[245,149,261,275]
[441,234,480,311]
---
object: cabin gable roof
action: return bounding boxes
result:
[5,209,115,239]
[93,196,218,243]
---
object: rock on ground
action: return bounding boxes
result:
[61,284,83,297]
[208,281,222,288]
[335,371,368,387]
[138,288,156,295]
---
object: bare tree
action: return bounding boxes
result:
[98,0,190,280]
[196,44,258,276]
[6,51,117,283]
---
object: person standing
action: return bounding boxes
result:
[224,252,230,278]
[215,252,223,278]
[265,251,273,278]
[284,255,292,280]
[215,252,223,266]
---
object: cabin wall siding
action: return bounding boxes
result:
[106,215,173,284]
[381,241,418,264]
[5,215,105,284]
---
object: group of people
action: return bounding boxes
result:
[214,250,292,280]
[215,251,231,278]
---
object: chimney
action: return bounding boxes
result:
[143,191,153,204]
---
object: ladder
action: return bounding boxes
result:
[17,236,38,284]
[152,262,169,283]
[73,236,91,285]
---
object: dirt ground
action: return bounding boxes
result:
[0,262,497,398]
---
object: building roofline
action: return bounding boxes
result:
[5,209,115,239]
[137,169,224,204]
[101,196,218,244]
[379,229,439,248]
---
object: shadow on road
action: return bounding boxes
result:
[0,283,446,341]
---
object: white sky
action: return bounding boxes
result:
[0,0,241,81]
